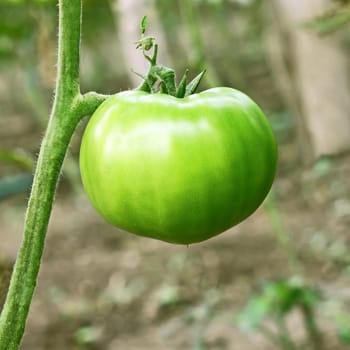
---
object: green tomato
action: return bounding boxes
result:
[79,87,277,244]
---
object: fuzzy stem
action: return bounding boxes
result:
[274,315,298,350]
[301,305,323,350]
[264,192,300,275]
[0,1,108,349]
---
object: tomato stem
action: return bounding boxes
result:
[135,16,205,98]
[0,2,109,349]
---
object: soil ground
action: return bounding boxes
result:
[1,144,350,349]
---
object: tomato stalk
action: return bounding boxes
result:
[135,16,205,98]
[0,1,109,349]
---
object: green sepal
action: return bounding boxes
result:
[176,69,189,98]
[152,66,176,96]
[134,17,206,98]
[185,70,206,97]
[133,69,156,93]
[159,81,168,94]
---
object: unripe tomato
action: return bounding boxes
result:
[79,87,277,244]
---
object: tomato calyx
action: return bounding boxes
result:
[134,16,205,98]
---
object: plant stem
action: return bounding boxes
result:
[264,192,301,275]
[301,305,323,350]
[180,0,220,88]
[275,315,298,350]
[0,1,108,349]
[258,324,283,348]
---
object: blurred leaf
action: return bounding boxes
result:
[101,275,147,306]
[311,157,333,177]
[237,295,273,331]
[0,0,53,4]
[0,149,34,170]
[237,277,320,332]
[0,36,15,60]
[329,240,349,262]
[0,0,112,64]
[304,5,350,34]
[74,325,102,345]
[268,110,294,143]
[336,313,350,344]
[265,277,320,314]
[155,284,180,307]
[0,11,31,42]
[81,0,115,45]
[0,173,33,199]
[194,0,257,6]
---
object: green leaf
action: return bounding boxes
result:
[185,70,206,96]
[155,284,180,307]
[237,296,273,332]
[0,173,33,199]
[0,149,34,170]
[74,325,102,345]
[262,278,320,315]
[237,277,321,334]
[337,313,350,344]
[311,157,333,177]
[304,8,350,35]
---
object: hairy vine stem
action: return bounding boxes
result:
[0,1,108,349]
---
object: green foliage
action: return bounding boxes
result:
[0,173,33,199]
[268,111,294,143]
[0,149,34,199]
[0,0,53,3]
[237,277,320,331]
[0,149,34,170]
[0,9,30,61]
[0,0,112,64]
[336,313,350,344]
[135,17,206,97]
[74,325,102,346]
[81,0,114,45]
[0,1,55,63]
[194,0,258,7]
[311,157,333,177]
[304,5,350,34]
[237,277,322,350]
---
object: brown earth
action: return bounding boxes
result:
[1,146,350,349]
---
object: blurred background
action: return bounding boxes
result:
[1,0,350,349]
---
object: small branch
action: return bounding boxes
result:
[274,315,298,350]
[264,193,301,275]
[258,324,282,347]
[75,92,110,119]
[133,17,205,97]
[301,305,323,350]
[150,43,158,65]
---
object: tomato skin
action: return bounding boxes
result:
[79,87,277,244]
